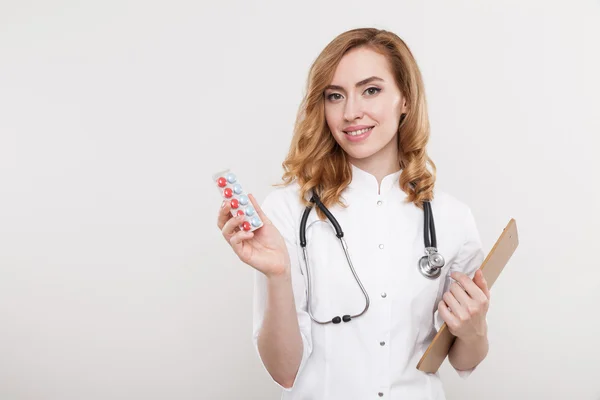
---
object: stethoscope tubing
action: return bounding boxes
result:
[299,193,443,324]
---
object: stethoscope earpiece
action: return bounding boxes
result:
[331,315,352,324]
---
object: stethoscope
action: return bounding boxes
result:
[299,193,445,325]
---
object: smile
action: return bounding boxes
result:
[344,126,374,136]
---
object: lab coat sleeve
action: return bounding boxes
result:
[251,189,312,391]
[433,207,486,379]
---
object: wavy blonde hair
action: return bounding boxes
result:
[275,27,436,219]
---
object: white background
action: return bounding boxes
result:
[1,1,599,399]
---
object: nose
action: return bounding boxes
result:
[343,96,364,121]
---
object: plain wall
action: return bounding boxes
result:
[1,0,599,399]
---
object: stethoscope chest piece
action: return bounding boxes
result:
[418,247,445,279]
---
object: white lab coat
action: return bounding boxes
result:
[252,163,485,400]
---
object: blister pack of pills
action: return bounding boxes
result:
[213,169,263,232]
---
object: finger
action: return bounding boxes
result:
[443,291,468,321]
[450,281,473,307]
[230,229,254,254]
[451,272,485,302]
[222,214,246,241]
[473,270,491,299]
[217,200,234,230]
[248,194,271,224]
[438,300,459,327]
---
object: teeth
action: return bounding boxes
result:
[346,127,373,136]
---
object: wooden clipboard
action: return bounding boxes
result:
[416,218,519,373]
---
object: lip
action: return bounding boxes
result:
[343,126,374,143]
[343,125,374,133]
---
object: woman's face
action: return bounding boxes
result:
[324,46,407,166]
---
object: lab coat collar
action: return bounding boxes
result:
[348,162,402,195]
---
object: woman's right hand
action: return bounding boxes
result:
[217,194,290,278]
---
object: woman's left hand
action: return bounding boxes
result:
[438,270,490,341]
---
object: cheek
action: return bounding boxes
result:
[370,98,401,128]
[324,106,342,133]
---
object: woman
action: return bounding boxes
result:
[216,27,490,399]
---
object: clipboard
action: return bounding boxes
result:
[416,218,519,373]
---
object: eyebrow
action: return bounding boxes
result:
[324,76,384,92]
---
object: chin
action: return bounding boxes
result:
[340,146,379,160]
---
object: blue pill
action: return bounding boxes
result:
[233,183,242,194]
[226,173,237,183]
[245,205,255,216]
[251,216,261,227]
[239,195,249,205]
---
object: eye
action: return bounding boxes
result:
[326,93,343,101]
[364,87,381,96]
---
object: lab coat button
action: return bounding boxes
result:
[377,200,383,206]
[378,392,384,397]
[378,244,384,249]
[381,292,387,298]
[380,341,385,346]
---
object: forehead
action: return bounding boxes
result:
[330,46,394,84]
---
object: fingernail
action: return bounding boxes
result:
[221,201,226,208]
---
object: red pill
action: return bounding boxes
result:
[230,199,239,209]
[242,221,251,231]
[217,177,227,187]
[223,188,233,198]
[236,210,245,217]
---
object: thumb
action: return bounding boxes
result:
[248,194,271,224]
[473,269,490,298]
